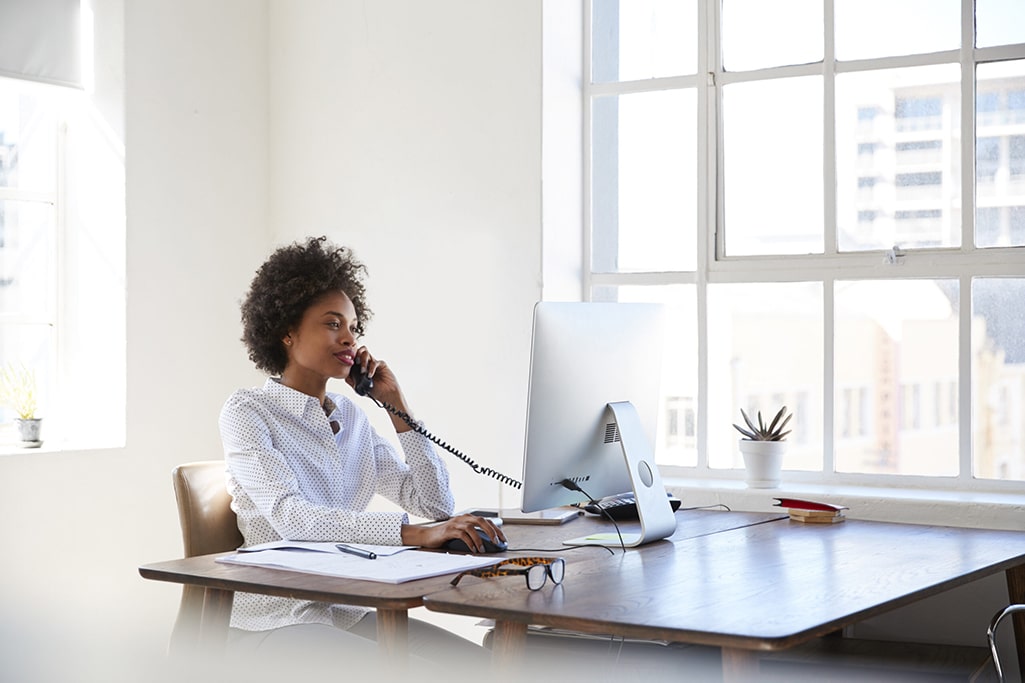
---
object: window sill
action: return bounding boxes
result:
[663,477,1025,531]
[0,440,68,456]
[0,435,122,457]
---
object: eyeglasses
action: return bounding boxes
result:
[450,556,566,591]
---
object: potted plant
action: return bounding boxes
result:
[0,362,42,447]
[733,406,791,488]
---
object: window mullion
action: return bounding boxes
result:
[958,0,975,481]
[961,0,976,255]
[824,276,836,475]
[695,0,718,471]
[582,0,594,301]
[823,0,837,256]
[959,274,973,481]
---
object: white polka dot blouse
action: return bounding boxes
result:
[218,377,455,631]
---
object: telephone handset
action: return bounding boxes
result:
[350,361,375,397]
[349,361,521,489]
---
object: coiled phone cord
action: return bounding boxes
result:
[368,395,523,489]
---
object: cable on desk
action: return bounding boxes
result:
[679,503,732,512]
[559,478,627,552]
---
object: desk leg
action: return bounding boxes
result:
[1007,563,1025,678]
[721,647,759,683]
[375,608,409,662]
[489,620,527,673]
[198,587,233,651]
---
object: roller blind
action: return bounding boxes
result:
[0,0,81,88]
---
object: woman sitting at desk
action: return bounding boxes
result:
[219,236,503,664]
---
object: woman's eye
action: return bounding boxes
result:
[326,321,341,329]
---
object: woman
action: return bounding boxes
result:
[219,236,504,664]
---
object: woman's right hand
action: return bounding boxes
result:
[401,514,506,553]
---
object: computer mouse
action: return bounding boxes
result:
[443,527,508,554]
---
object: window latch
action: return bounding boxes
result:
[883,245,906,265]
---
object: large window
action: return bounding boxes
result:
[586,0,1025,488]
[0,78,125,451]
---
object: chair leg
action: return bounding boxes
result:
[987,604,1025,682]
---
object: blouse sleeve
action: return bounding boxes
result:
[374,426,456,521]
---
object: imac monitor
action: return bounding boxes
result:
[520,302,677,547]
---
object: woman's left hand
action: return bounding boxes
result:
[349,347,415,429]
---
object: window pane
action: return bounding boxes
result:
[707,282,823,472]
[0,81,58,193]
[836,64,962,251]
[0,199,56,315]
[835,280,958,476]
[976,60,1025,248]
[972,278,1025,481]
[835,0,959,61]
[722,76,823,256]
[976,0,1025,48]
[592,0,696,83]
[592,90,696,272]
[593,284,697,467]
[721,0,821,71]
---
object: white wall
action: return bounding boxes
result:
[266,0,541,512]
[0,1,540,680]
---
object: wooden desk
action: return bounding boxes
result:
[139,509,782,659]
[139,552,456,658]
[423,518,1025,680]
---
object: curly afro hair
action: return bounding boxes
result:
[240,236,372,375]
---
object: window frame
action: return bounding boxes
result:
[580,0,1025,492]
[0,77,64,445]
[0,73,126,454]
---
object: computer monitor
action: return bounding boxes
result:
[519,301,678,547]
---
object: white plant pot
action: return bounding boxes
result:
[739,439,785,488]
[16,418,43,447]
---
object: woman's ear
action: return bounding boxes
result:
[283,334,293,347]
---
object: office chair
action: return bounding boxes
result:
[988,603,1025,682]
[168,460,243,655]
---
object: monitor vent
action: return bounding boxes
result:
[604,422,620,444]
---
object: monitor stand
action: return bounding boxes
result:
[563,401,679,548]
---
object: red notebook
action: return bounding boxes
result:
[773,498,848,512]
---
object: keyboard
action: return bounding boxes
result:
[580,492,682,521]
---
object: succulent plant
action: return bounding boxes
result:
[733,406,792,441]
[0,362,38,420]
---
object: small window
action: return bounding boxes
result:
[896,96,942,119]
[857,106,879,121]
[895,140,942,152]
[895,210,942,220]
[977,137,1001,181]
[895,172,942,187]
[1010,135,1025,176]
[977,91,1000,113]
[1009,89,1025,111]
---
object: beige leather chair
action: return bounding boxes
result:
[169,460,243,655]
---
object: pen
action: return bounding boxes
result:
[335,543,377,560]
